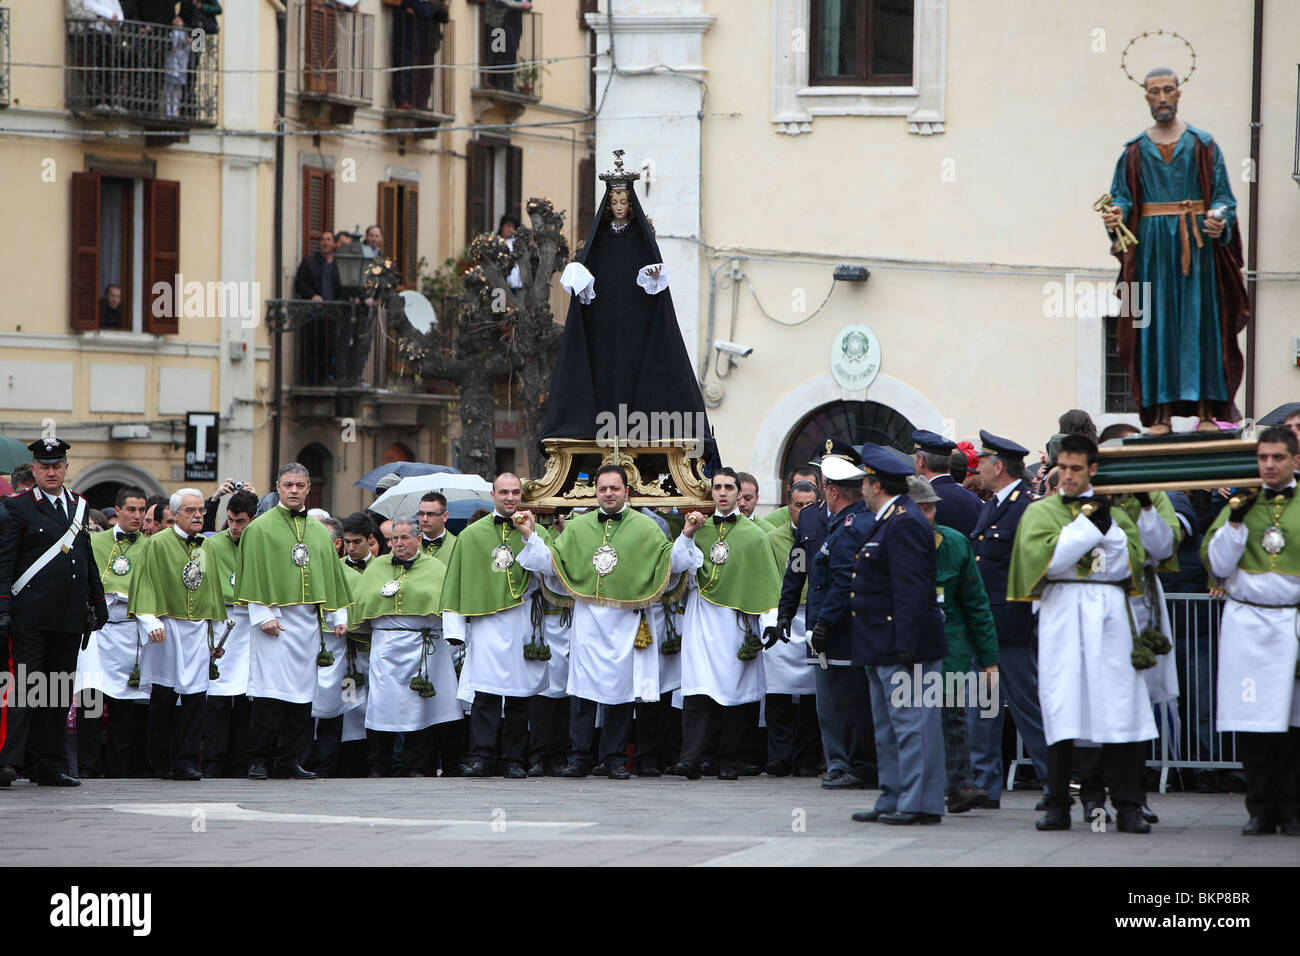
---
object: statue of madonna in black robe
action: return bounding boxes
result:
[539,178,718,468]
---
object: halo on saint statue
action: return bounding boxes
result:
[1120,30,1197,88]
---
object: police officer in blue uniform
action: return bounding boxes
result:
[912,429,982,537]
[849,444,948,825]
[967,429,1052,809]
[0,439,108,788]
[769,438,876,789]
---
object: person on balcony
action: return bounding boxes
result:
[393,0,449,111]
[293,230,344,385]
[484,0,531,92]
[67,0,124,113]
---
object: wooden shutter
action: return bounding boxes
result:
[466,140,489,240]
[303,166,334,258]
[577,154,596,241]
[70,172,101,331]
[377,180,398,262]
[402,184,419,289]
[143,179,181,335]
[304,0,339,94]
[506,144,523,222]
[440,20,454,114]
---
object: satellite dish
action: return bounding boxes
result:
[399,290,437,334]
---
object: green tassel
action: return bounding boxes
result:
[317,650,335,667]
[127,667,141,688]
[1131,645,1156,670]
[345,669,366,689]
[209,661,220,681]
[1139,627,1171,656]
[537,642,552,662]
[660,634,681,655]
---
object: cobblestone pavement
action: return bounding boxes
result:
[2,777,1296,866]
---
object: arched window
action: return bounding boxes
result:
[780,400,915,482]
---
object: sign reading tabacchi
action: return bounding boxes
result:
[185,411,218,482]
[829,325,881,391]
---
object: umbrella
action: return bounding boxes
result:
[445,496,493,535]
[0,435,33,474]
[370,473,494,518]
[355,461,458,490]
[1258,402,1300,427]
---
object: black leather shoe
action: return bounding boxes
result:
[590,764,610,777]
[527,762,546,777]
[605,764,631,780]
[1083,801,1112,824]
[699,760,717,777]
[1035,808,1071,831]
[1117,808,1151,833]
[1139,804,1159,824]
[822,773,867,790]
[947,787,988,814]
[1241,816,1277,835]
[503,762,527,779]
[37,772,82,787]
[1035,796,1050,811]
[1279,817,1300,836]
[717,766,740,781]
[671,761,701,780]
[176,767,203,781]
[764,760,791,777]
[851,809,882,823]
[0,764,17,787]
[247,763,269,780]
[739,763,762,777]
[286,765,317,780]
[633,765,662,777]
[461,761,489,778]
[559,764,588,778]
[880,811,941,825]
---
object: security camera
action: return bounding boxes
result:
[714,340,753,358]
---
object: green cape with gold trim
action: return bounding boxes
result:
[440,514,549,617]
[1200,491,1300,584]
[421,529,457,566]
[127,531,227,621]
[765,519,808,605]
[690,515,782,615]
[542,507,674,610]
[202,529,240,605]
[91,529,144,598]
[232,506,353,611]
[350,552,446,628]
[1007,494,1145,602]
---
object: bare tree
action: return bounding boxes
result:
[388,198,569,478]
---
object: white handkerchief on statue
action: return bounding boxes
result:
[637,263,669,294]
[560,262,595,303]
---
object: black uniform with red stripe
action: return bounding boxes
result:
[0,488,107,779]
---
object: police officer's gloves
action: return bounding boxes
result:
[1081,495,1112,534]
[1135,491,1153,509]
[895,651,917,666]
[92,603,109,631]
[762,618,790,650]
[807,622,829,670]
[1227,490,1258,524]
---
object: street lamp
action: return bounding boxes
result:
[335,242,367,293]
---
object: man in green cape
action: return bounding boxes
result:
[669,467,783,780]
[235,463,353,781]
[517,464,678,778]
[757,464,821,531]
[129,489,227,780]
[1202,426,1300,835]
[440,473,550,777]
[1007,434,1154,833]
[417,491,457,565]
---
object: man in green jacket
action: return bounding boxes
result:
[907,477,1000,813]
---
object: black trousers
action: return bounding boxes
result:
[148,684,207,775]
[0,628,80,777]
[1077,742,1150,808]
[468,692,529,766]
[568,697,633,770]
[1048,740,1141,811]
[431,717,469,775]
[631,691,681,771]
[680,695,747,771]
[202,694,252,777]
[1238,728,1300,822]
[247,698,313,774]
[367,726,436,777]
[76,699,104,778]
[308,715,344,776]
[765,693,822,770]
[527,695,569,768]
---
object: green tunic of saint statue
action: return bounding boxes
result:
[440,515,550,617]
[540,508,677,609]
[232,506,353,613]
[1108,125,1248,424]
[350,552,447,630]
[1007,496,1146,602]
[765,519,807,606]
[202,529,240,605]
[127,531,227,622]
[690,516,782,615]
[91,530,144,599]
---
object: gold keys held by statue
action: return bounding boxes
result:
[1094,193,1139,253]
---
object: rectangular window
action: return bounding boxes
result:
[466,138,521,239]
[70,172,179,333]
[810,0,914,86]
[378,180,420,290]
[1104,316,1137,414]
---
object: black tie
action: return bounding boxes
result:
[713,513,737,525]
[597,511,623,522]
[1265,487,1295,501]
[117,532,138,543]
[391,556,415,570]
[493,515,512,526]
[348,558,367,570]
[187,534,203,547]
[287,509,308,519]
[55,496,66,522]
[424,537,441,549]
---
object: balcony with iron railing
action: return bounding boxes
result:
[384,16,455,139]
[471,2,541,120]
[65,17,219,130]
[298,0,374,124]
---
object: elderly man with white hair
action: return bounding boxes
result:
[128,488,226,780]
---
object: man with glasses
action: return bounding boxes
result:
[418,492,456,565]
